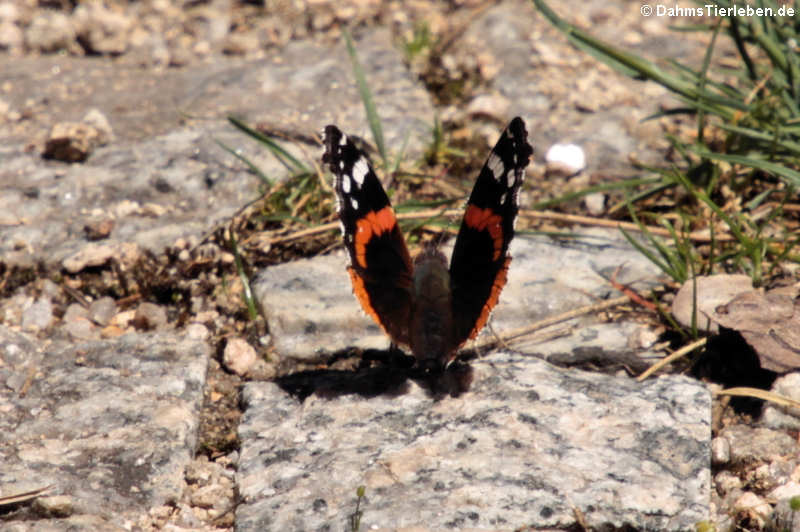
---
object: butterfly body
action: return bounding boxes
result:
[323,118,532,370]
[410,246,454,369]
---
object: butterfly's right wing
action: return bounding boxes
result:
[448,117,532,348]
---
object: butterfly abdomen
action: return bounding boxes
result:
[410,247,455,368]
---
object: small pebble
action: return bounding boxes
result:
[133,302,168,330]
[545,143,586,176]
[733,492,771,528]
[762,372,800,430]
[84,218,115,241]
[223,337,257,376]
[33,495,74,518]
[583,192,606,216]
[89,296,117,326]
[711,436,731,465]
[63,303,89,321]
[22,298,53,331]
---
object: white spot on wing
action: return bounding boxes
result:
[486,153,504,181]
[350,197,359,210]
[352,158,369,187]
[341,176,351,193]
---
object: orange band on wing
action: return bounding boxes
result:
[348,267,384,330]
[463,205,505,261]
[467,257,510,340]
[354,206,398,268]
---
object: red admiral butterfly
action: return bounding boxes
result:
[323,118,532,370]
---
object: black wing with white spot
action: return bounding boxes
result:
[448,117,533,347]
[322,125,414,346]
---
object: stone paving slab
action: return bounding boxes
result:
[0,326,209,529]
[0,28,434,268]
[236,354,711,531]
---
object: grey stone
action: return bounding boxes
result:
[63,303,89,322]
[1,514,125,531]
[72,2,133,55]
[732,492,772,528]
[0,20,23,51]
[62,317,98,340]
[43,115,111,162]
[88,296,118,327]
[773,497,800,532]
[762,372,800,430]
[671,274,753,333]
[32,495,74,518]
[0,326,209,529]
[82,108,114,144]
[236,354,710,530]
[714,470,742,495]
[255,252,385,362]
[21,297,53,331]
[62,243,140,273]
[24,10,75,53]
[62,303,98,340]
[133,302,168,330]
[721,425,799,464]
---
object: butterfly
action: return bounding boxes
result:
[322,118,532,370]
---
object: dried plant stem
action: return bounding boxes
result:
[636,337,707,382]
[473,295,632,351]
[715,387,800,410]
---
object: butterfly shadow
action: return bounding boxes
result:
[274,347,475,402]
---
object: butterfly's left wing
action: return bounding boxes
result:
[323,125,414,347]
[448,117,533,348]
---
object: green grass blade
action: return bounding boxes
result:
[531,177,662,210]
[670,168,749,243]
[607,180,675,214]
[531,0,640,77]
[396,197,460,211]
[619,227,679,281]
[695,20,722,144]
[261,213,314,227]
[728,13,758,82]
[228,116,309,173]
[716,123,800,155]
[391,130,411,173]
[622,195,686,282]
[692,148,800,187]
[530,0,746,118]
[744,187,774,210]
[229,232,259,321]
[342,29,386,164]
[215,139,274,187]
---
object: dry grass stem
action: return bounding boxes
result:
[636,337,708,382]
